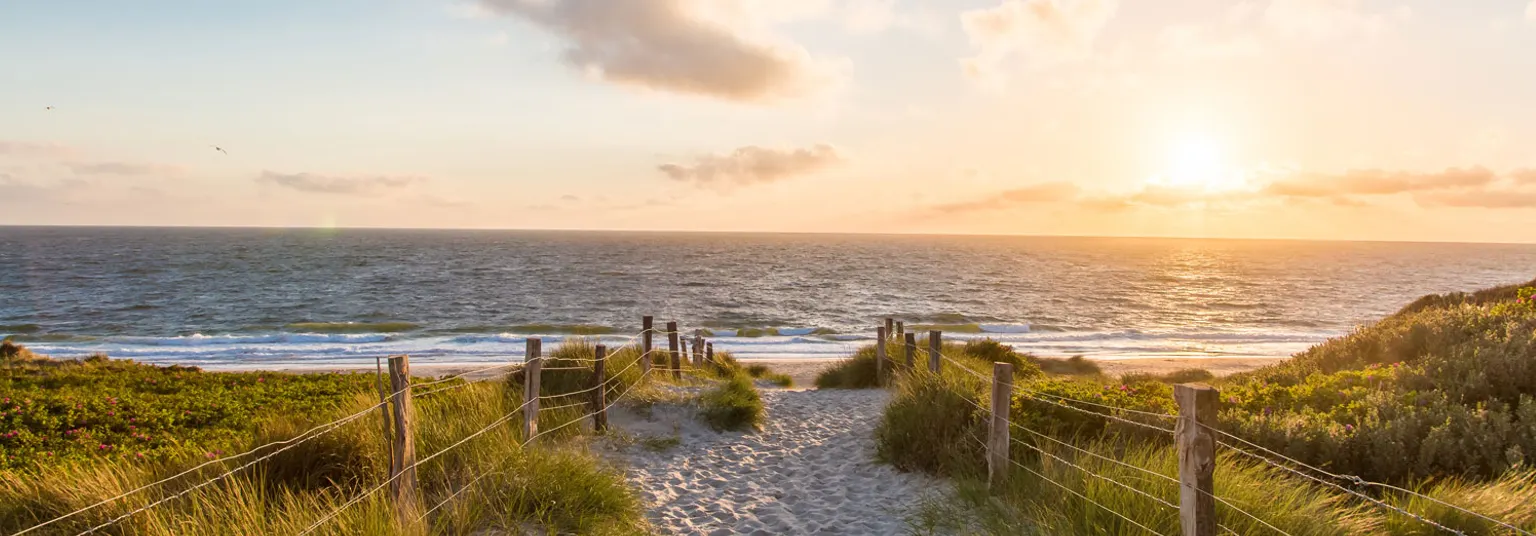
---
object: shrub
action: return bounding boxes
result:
[817,338,1041,389]
[698,373,763,432]
[1119,369,1214,385]
[1031,355,1104,376]
[873,371,987,476]
[1220,301,1536,483]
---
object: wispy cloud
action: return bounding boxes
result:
[0,140,76,159]
[1415,190,1536,209]
[658,144,844,189]
[475,0,840,103]
[67,161,182,176]
[1261,166,1495,197]
[256,170,425,196]
[931,182,1080,213]
[959,0,1118,86]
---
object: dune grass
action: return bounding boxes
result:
[0,343,653,535]
[874,280,1536,533]
[697,373,764,432]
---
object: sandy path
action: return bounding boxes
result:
[606,389,942,535]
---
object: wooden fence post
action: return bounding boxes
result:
[989,361,1013,491]
[386,355,419,520]
[896,321,905,340]
[593,345,608,433]
[522,338,542,442]
[679,338,689,368]
[1176,384,1218,536]
[875,326,887,386]
[693,335,704,367]
[642,316,653,377]
[705,342,714,364]
[928,330,943,374]
[374,356,394,462]
[667,322,681,380]
[904,332,917,370]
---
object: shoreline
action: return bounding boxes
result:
[237,356,1289,387]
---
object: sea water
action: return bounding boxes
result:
[3,227,1534,368]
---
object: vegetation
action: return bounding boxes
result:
[697,372,764,432]
[0,342,651,535]
[873,280,1536,533]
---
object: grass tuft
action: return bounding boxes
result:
[697,373,764,432]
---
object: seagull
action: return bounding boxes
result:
[44,106,53,111]
[211,146,228,155]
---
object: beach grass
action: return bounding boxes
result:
[0,343,652,535]
[872,280,1536,532]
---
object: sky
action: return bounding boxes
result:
[2,0,1536,243]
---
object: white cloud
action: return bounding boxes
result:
[256,171,426,196]
[958,0,1118,87]
[657,144,844,189]
[475,0,842,104]
[1528,0,1536,21]
[1157,24,1263,61]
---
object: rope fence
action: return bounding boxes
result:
[12,315,737,535]
[870,319,1528,536]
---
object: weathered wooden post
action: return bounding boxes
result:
[896,321,905,340]
[928,330,943,374]
[1176,384,1218,536]
[667,322,681,380]
[875,326,887,386]
[989,361,1013,491]
[522,338,542,442]
[386,355,419,520]
[705,342,714,364]
[679,338,689,368]
[593,344,608,432]
[693,335,704,367]
[642,316,654,377]
[904,332,917,370]
[374,356,394,461]
[884,318,895,341]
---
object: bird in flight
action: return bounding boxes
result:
[211,146,228,155]
[44,106,53,111]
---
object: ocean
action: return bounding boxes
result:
[2,227,1534,369]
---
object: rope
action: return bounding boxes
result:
[937,353,1175,434]
[415,368,656,522]
[72,408,379,535]
[1204,420,1529,534]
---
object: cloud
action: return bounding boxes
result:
[475,0,839,103]
[560,194,581,202]
[1511,169,1536,184]
[658,144,843,188]
[0,140,75,159]
[959,0,1118,86]
[256,170,425,196]
[1528,0,1536,22]
[841,0,941,36]
[1415,190,1536,209]
[1262,0,1410,41]
[1261,166,1495,197]
[67,161,182,176]
[931,182,1081,213]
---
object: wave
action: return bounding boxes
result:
[706,327,836,337]
[283,321,420,333]
[0,324,42,334]
[110,333,393,345]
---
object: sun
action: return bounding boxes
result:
[1149,136,1246,191]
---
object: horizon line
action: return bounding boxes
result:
[3,223,1534,247]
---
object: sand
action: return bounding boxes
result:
[601,388,943,535]
[1090,356,1288,378]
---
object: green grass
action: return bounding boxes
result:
[874,280,1536,533]
[743,364,793,388]
[0,343,651,535]
[697,373,764,432]
[0,353,376,470]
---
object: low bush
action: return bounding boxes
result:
[698,373,763,432]
[1119,368,1214,385]
[817,338,1041,389]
